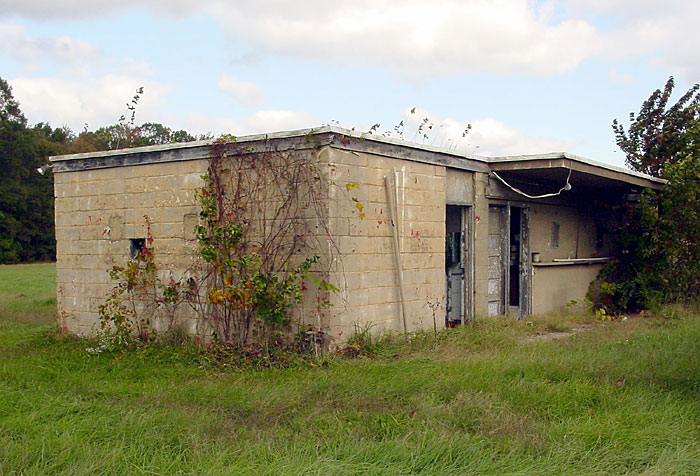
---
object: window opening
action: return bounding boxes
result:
[129,238,146,259]
[551,222,560,249]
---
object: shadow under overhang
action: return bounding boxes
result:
[488,155,665,196]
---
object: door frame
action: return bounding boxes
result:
[489,202,532,319]
[446,203,473,325]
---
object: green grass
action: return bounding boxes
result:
[0,262,56,322]
[1,264,699,475]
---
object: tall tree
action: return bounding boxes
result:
[0,77,26,125]
[613,77,700,178]
[0,80,58,262]
[0,78,199,263]
[593,77,700,310]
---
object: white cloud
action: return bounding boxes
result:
[0,0,198,19]
[217,110,319,136]
[9,75,171,131]
[0,23,169,131]
[564,0,691,19]
[564,0,700,80]
[4,1,699,80]
[0,23,101,74]
[215,1,700,80]
[0,22,153,78]
[179,111,217,138]
[217,74,265,106]
[468,118,571,156]
[0,1,603,77]
[387,108,570,156]
[214,1,600,78]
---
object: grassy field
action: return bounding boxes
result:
[0,263,56,320]
[0,264,698,475]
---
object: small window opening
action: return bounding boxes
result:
[551,222,560,249]
[130,238,146,259]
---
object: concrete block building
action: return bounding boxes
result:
[50,126,664,341]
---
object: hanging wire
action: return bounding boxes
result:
[490,168,572,199]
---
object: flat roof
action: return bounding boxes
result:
[49,125,486,163]
[49,125,664,189]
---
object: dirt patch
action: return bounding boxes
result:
[521,323,599,343]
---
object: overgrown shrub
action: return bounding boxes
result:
[589,77,700,313]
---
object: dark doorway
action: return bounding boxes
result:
[509,208,521,308]
[445,205,471,326]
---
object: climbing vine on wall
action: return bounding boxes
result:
[98,135,342,349]
[192,136,339,346]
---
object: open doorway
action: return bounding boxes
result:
[488,205,531,318]
[509,208,521,314]
[445,205,472,326]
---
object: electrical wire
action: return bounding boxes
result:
[491,169,572,199]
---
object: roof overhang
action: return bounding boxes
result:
[488,153,665,192]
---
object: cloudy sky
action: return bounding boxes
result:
[1,1,698,167]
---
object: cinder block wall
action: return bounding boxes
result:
[54,159,208,335]
[54,142,471,343]
[325,148,447,339]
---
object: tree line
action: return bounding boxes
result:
[0,77,200,263]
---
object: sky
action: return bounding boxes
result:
[1,1,698,168]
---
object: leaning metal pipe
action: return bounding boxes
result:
[384,172,408,333]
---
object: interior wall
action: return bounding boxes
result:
[529,203,609,262]
[528,202,610,314]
